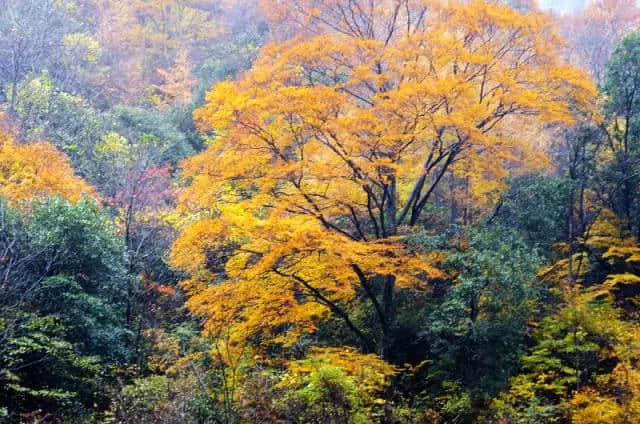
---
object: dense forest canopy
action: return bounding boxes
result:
[1,0,640,423]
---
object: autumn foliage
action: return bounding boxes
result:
[171,0,595,358]
[0,131,94,205]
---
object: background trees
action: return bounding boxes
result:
[600,33,640,238]
[0,0,74,114]
[563,0,640,84]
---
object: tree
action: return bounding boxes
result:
[489,209,640,423]
[96,0,221,102]
[0,0,69,114]
[0,0,99,115]
[564,0,640,84]
[419,230,542,414]
[154,50,197,110]
[12,75,105,179]
[0,197,129,421]
[276,348,396,423]
[91,107,190,368]
[171,0,595,360]
[492,297,640,423]
[600,32,640,238]
[490,173,574,249]
[0,130,94,205]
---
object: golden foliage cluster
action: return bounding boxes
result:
[171,0,596,353]
[0,131,94,206]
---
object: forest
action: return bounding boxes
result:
[1,0,640,422]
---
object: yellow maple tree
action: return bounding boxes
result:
[0,131,94,205]
[171,0,596,357]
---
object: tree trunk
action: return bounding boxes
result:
[381,275,395,360]
[8,76,18,116]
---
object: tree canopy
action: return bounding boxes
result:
[172,0,594,359]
